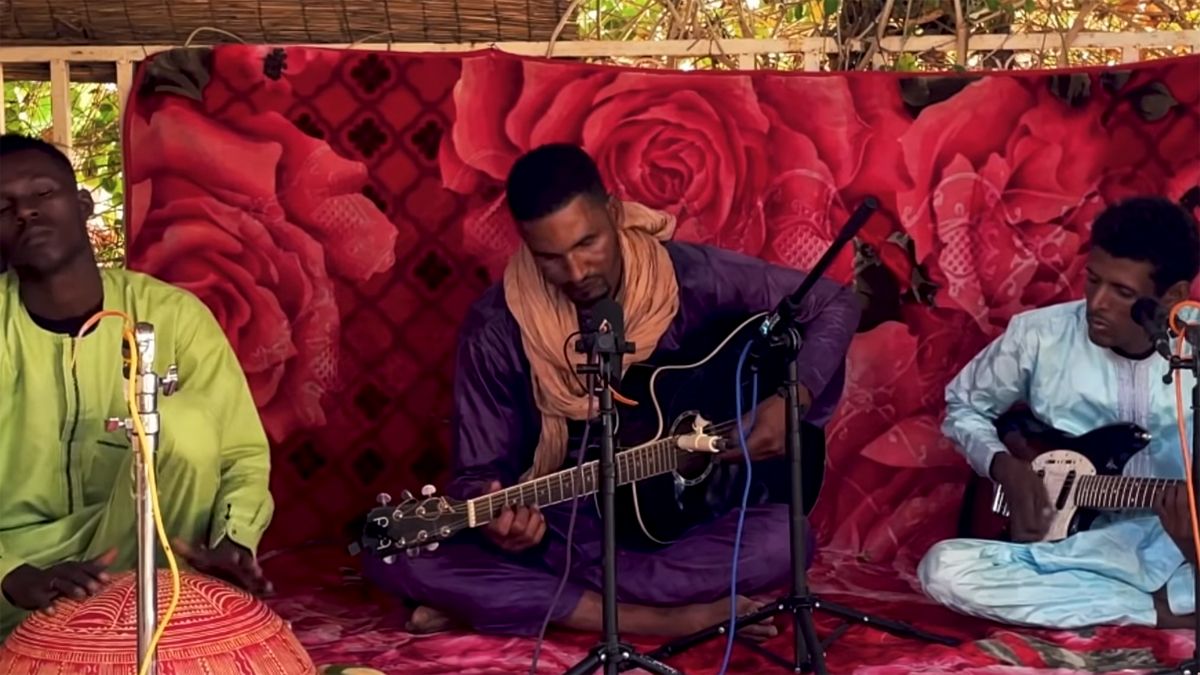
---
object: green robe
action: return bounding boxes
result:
[0,269,274,635]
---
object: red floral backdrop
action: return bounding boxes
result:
[118,45,1200,674]
[123,47,1200,569]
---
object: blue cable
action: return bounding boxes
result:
[718,340,758,675]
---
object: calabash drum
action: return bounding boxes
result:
[0,569,316,674]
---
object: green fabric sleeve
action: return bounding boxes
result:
[172,293,275,555]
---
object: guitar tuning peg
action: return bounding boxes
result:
[406,548,420,558]
[399,489,414,501]
[424,542,439,552]
[421,484,437,497]
[382,555,396,565]
[376,492,392,506]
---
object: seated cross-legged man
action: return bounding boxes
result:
[919,196,1200,629]
[0,133,275,637]
[363,143,862,638]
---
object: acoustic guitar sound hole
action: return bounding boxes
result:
[675,452,713,482]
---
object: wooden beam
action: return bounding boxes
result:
[0,31,1195,63]
[49,60,71,159]
[803,51,821,72]
[116,60,134,175]
[116,60,134,118]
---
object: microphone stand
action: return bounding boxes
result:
[564,313,680,675]
[651,198,958,673]
[106,323,179,675]
[1156,319,1200,675]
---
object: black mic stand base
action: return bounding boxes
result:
[650,594,961,673]
[650,329,959,673]
[564,644,682,675]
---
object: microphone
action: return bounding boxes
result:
[1131,297,1173,361]
[577,297,630,386]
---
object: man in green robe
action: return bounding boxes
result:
[0,133,274,637]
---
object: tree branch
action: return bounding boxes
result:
[952,0,968,66]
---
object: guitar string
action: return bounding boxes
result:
[1000,473,1183,514]
[464,418,742,527]
[403,418,746,546]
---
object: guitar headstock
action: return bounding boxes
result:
[357,485,469,561]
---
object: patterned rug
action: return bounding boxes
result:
[261,545,1193,674]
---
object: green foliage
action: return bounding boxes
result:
[3,81,125,268]
[894,53,920,72]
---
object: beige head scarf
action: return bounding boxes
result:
[502,201,680,479]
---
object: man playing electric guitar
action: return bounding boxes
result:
[919,196,1200,629]
[362,144,861,638]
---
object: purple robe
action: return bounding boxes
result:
[364,242,861,635]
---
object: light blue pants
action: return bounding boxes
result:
[918,516,1192,628]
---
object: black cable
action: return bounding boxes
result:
[529,331,591,674]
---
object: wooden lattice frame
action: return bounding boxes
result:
[0,0,573,45]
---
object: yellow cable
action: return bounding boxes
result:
[74,311,181,675]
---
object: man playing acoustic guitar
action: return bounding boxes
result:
[363,143,861,638]
[919,196,1200,629]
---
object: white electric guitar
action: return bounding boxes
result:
[991,449,1182,542]
[970,413,1179,542]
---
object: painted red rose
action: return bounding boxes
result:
[1067,63,1200,300]
[441,53,908,281]
[126,99,400,442]
[1166,159,1200,300]
[204,45,343,115]
[815,306,989,562]
[753,74,913,280]
[441,55,769,273]
[1094,60,1200,208]
[897,77,1109,334]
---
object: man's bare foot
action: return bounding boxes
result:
[680,595,779,642]
[1154,588,1195,629]
[406,605,457,634]
[560,590,780,640]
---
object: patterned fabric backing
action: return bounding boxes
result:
[121,45,1200,562]
[0,570,317,674]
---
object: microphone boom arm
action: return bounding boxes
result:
[752,196,879,361]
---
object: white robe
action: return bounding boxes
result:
[919,299,1197,627]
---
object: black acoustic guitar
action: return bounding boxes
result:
[356,311,826,558]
